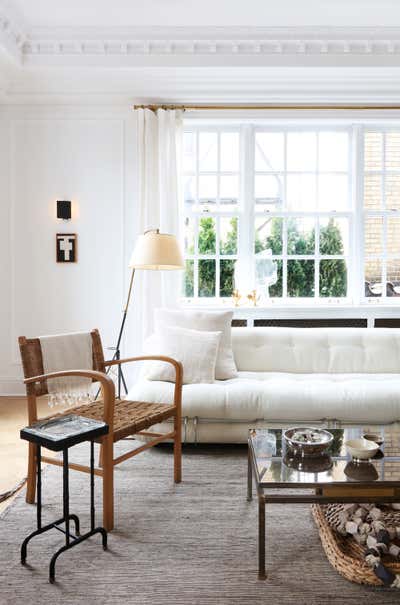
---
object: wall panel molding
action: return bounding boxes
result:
[2,111,128,394]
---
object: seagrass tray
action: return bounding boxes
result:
[312,504,400,587]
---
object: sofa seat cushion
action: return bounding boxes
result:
[128,372,400,424]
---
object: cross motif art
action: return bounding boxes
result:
[56,234,77,263]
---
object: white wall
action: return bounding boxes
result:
[0,105,138,394]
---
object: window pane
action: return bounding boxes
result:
[199,132,217,171]
[387,217,400,255]
[255,174,283,210]
[318,174,348,210]
[385,174,400,210]
[220,175,239,207]
[286,174,316,211]
[183,132,196,173]
[220,217,238,254]
[365,260,382,297]
[287,260,315,297]
[255,217,282,255]
[268,260,283,297]
[319,260,347,297]
[183,176,196,205]
[364,132,383,171]
[198,175,217,206]
[198,217,216,254]
[364,174,382,210]
[387,260,400,296]
[255,132,284,171]
[220,259,235,297]
[385,132,400,170]
[364,217,383,256]
[287,132,317,171]
[319,217,348,256]
[220,132,239,171]
[318,132,348,172]
[287,218,315,255]
[199,259,215,297]
[183,260,194,297]
[183,217,195,254]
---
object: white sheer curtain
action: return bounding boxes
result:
[134,107,183,340]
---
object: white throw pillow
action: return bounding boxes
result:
[154,308,238,380]
[143,325,222,385]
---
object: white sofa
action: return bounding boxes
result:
[128,327,400,443]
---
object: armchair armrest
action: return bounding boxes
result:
[24,370,116,427]
[104,356,183,409]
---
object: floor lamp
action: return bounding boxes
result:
[110,229,184,398]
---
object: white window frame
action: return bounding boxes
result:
[181,119,400,308]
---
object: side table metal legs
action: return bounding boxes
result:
[21,441,107,583]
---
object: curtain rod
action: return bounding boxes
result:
[133,104,400,111]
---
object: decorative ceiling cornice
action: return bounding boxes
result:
[19,26,400,64]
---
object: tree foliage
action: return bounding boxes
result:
[183,216,347,298]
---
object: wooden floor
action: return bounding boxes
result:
[0,396,59,510]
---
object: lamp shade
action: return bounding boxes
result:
[129,230,184,270]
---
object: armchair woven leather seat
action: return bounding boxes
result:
[60,398,176,442]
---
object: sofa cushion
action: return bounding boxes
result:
[155,308,238,380]
[232,327,400,374]
[143,325,222,384]
[128,372,400,425]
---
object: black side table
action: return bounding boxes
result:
[20,414,109,583]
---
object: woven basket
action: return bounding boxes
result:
[312,504,400,587]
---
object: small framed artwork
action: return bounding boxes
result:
[56,233,77,263]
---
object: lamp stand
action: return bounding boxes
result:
[96,268,135,400]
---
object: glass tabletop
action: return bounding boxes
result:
[249,427,400,488]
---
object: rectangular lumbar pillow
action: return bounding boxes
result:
[144,324,222,384]
[155,308,238,380]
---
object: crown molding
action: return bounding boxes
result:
[15,26,400,68]
[3,22,400,67]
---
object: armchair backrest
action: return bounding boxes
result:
[19,329,106,396]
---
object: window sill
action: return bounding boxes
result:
[178,298,400,320]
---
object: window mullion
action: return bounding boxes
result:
[282,132,288,298]
[353,124,364,305]
[382,133,388,301]
[314,133,320,299]
[238,123,254,293]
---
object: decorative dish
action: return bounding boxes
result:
[284,427,334,457]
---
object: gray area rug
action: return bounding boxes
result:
[0,442,398,605]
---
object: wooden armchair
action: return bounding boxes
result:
[18,329,183,531]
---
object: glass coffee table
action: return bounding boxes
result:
[247,427,400,580]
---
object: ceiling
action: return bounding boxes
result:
[10,0,400,28]
[2,0,400,105]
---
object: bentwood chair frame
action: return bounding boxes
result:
[19,329,183,531]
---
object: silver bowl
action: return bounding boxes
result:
[284,427,334,457]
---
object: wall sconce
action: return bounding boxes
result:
[57,200,71,220]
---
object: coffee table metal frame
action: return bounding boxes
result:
[247,429,400,580]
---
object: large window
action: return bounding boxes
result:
[181,123,400,305]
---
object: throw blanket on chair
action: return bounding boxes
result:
[39,332,93,407]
